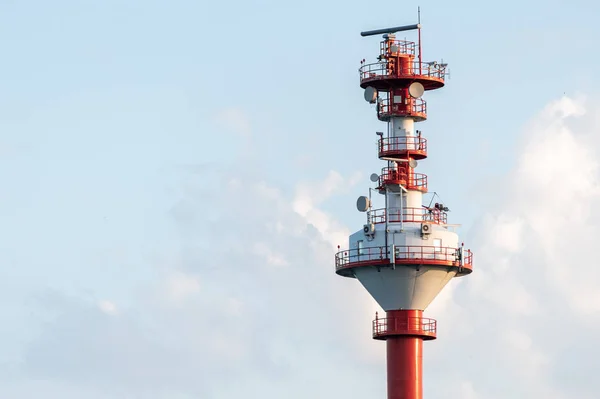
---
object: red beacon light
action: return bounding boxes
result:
[334,15,473,399]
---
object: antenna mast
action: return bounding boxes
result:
[418,7,422,74]
[338,18,472,399]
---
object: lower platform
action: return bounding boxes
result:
[373,310,437,341]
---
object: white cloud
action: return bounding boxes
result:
[214,108,252,138]
[292,170,362,249]
[430,95,600,399]
[252,242,289,267]
[507,97,600,316]
[97,300,118,315]
[6,165,378,399]
[163,272,201,303]
[488,213,524,254]
[457,381,479,399]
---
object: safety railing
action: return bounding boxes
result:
[377,97,427,120]
[373,316,437,337]
[359,60,448,82]
[335,246,388,269]
[378,167,428,192]
[394,245,470,263]
[335,245,473,270]
[378,136,427,158]
[380,39,416,56]
[368,207,447,225]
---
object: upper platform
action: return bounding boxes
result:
[335,245,473,278]
[368,207,447,225]
[376,167,428,193]
[359,39,448,91]
[377,97,427,122]
[378,136,428,160]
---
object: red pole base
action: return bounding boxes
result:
[387,335,423,399]
[373,309,435,399]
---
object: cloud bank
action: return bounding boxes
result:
[430,95,600,399]
[4,95,600,399]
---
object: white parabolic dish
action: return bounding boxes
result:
[408,82,425,98]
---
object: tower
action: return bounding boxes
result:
[335,21,473,399]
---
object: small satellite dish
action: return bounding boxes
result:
[408,82,425,98]
[409,159,418,168]
[364,86,378,103]
[356,196,371,212]
[390,45,399,53]
[370,173,379,182]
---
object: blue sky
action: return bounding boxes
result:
[1,1,600,398]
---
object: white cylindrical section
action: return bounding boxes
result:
[390,116,416,152]
[405,190,422,209]
[385,116,421,225]
[405,190,423,222]
[390,117,414,138]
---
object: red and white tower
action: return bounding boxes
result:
[335,21,473,399]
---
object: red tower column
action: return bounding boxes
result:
[387,336,423,399]
[374,309,437,399]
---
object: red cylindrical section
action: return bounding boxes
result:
[385,309,425,399]
[398,55,412,75]
[387,336,423,399]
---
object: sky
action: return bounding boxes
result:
[1,0,600,398]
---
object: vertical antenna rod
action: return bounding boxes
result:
[418,7,422,74]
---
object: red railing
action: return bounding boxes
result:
[335,246,388,269]
[359,60,448,82]
[380,39,416,56]
[378,167,428,192]
[377,97,427,120]
[373,316,437,337]
[368,207,447,224]
[335,245,473,270]
[378,136,427,158]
